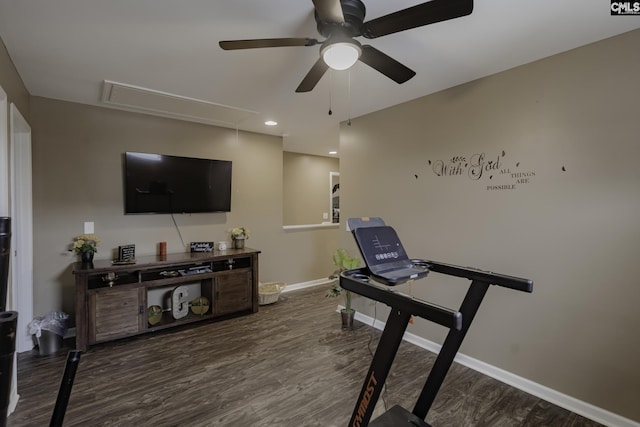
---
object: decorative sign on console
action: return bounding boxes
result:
[118,244,136,262]
[422,150,543,191]
[190,241,215,253]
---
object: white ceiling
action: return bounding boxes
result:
[1,1,638,156]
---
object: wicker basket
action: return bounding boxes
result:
[258,281,286,305]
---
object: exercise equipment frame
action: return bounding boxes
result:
[340,260,532,427]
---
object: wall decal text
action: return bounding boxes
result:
[425,151,537,191]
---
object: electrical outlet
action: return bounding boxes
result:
[322,212,329,220]
[84,222,94,234]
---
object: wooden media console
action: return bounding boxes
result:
[73,248,260,352]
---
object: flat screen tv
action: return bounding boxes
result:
[124,152,232,214]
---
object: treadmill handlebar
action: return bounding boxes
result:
[340,269,463,330]
[421,260,533,293]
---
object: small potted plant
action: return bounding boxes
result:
[230,226,250,249]
[326,248,361,329]
[71,234,101,263]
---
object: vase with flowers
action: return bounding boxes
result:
[71,234,101,263]
[230,227,250,249]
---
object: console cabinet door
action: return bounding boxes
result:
[88,287,142,343]
[214,270,252,316]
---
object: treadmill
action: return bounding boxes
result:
[342,218,533,427]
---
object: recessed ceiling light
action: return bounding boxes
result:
[329,151,337,155]
[265,120,278,126]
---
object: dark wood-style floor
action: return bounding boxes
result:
[8,285,601,427]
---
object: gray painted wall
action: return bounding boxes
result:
[340,29,640,422]
[28,97,338,320]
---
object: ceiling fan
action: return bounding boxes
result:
[219,0,473,93]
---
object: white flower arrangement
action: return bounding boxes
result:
[230,227,250,240]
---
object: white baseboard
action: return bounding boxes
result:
[282,278,332,293]
[352,310,639,427]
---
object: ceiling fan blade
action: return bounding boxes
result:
[362,0,473,39]
[359,45,416,84]
[219,38,319,50]
[296,58,330,93]
[312,0,345,24]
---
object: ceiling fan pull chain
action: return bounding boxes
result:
[328,69,333,116]
[347,70,352,126]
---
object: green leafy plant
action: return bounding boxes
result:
[326,248,361,312]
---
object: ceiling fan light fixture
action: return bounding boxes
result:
[321,41,361,71]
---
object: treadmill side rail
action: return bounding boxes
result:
[340,260,532,427]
